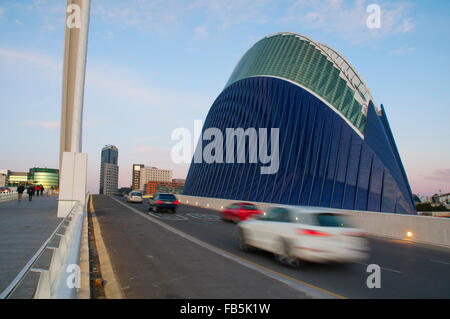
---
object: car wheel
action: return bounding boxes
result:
[232,216,240,224]
[275,238,299,267]
[236,228,251,252]
[171,208,176,214]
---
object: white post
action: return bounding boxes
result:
[71,0,91,152]
[58,0,91,217]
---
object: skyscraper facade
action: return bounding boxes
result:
[183,32,416,215]
[99,145,119,195]
[139,166,172,190]
[132,164,144,190]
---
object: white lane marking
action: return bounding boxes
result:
[429,259,450,266]
[353,262,402,274]
[148,211,189,221]
[111,196,343,299]
[186,213,221,221]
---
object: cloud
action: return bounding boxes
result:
[425,169,450,183]
[21,121,59,130]
[281,0,415,43]
[92,0,273,37]
[103,31,114,40]
[194,25,209,40]
[136,145,170,154]
[0,47,61,71]
[16,0,416,45]
[390,45,415,56]
[0,46,211,113]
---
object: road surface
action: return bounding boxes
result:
[92,195,450,299]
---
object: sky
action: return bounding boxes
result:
[0,0,449,195]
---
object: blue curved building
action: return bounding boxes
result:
[183,32,416,215]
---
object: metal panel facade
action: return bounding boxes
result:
[183,77,416,215]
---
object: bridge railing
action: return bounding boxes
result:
[0,197,88,299]
[177,195,450,249]
[0,191,18,202]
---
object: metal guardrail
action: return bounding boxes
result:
[0,191,18,202]
[0,199,86,299]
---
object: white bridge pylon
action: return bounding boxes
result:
[58,0,91,218]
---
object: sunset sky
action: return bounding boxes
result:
[0,0,449,195]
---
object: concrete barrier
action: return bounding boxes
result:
[177,195,450,249]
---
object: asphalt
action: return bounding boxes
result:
[0,196,61,298]
[92,195,309,298]
[93,195,450,299]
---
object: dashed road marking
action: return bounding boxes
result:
[353,261,402,274]
[429,259,450,266]
[186,213,221,221]
[148,211,189,221]
[111,196,346,299]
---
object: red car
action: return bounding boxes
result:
[221,202,263,223]
[0,187,11,193]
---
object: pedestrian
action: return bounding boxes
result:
[36,185,40,197]
[28,185,35,201]
[40,185,44,196]
[17,184,25,202]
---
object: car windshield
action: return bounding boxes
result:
[131,192,142,197]
[159,194,176,200]
[315,213,352,227]
[242,204,257,210]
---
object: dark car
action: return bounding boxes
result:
[148,193,179,213]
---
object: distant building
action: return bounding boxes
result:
[419,195,431,203]
[8,171,28,187]
[99,145,119,195]
[0,169,8,187]
[118,187,132,196]
[139,166,172,190]
[436,193,450,205]
[28,168,59,189]
[4,168,59,189]
[144,180,184,195]
[132,164,144,190]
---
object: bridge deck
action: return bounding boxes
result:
[0,196,61,298]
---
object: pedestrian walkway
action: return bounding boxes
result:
[0,196,61,298]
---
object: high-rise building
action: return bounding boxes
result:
[99,145,119,195]
[183,32,416,215]
[132,164,144,190]
[139,166,172,190]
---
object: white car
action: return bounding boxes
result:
[127,191,143,203]
[236,206,369,265]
